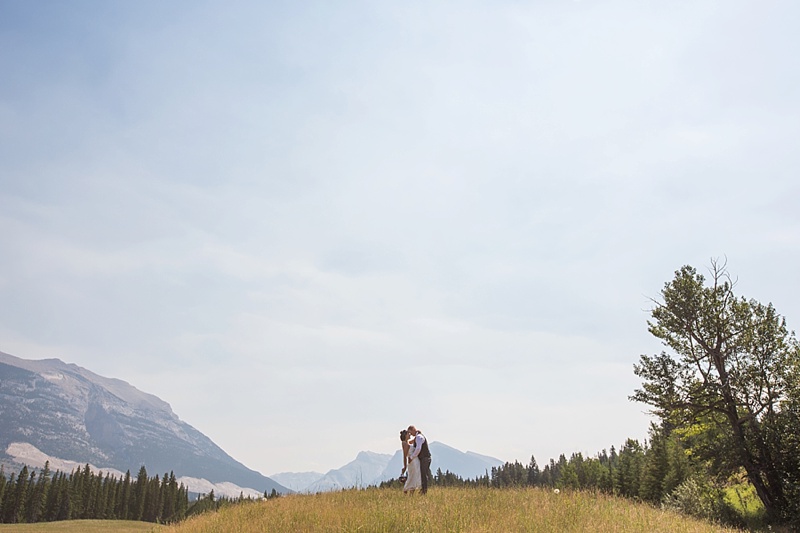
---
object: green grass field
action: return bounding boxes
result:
[161,486,741,532]
[0,520,163,533]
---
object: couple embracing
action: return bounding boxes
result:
[400,425,432,494]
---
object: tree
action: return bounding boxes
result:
[118,470,131,520]
[558,462,579,490]
[632,262,800,522]
[26,461,50,523]
[0,466,6,515]
[133,466,148,521]
[527,456,540,486]
[614,439,643,498]
[6,466,31,523]
[638,423,690,504]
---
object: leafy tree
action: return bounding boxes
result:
[632,262,800,522]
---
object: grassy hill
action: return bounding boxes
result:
[161,486,741,532]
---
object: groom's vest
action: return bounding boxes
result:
[418,433,431,459]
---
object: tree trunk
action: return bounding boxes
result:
[714,348,779,519]
[724,404,777,518]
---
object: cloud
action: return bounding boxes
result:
[1,0,799,474]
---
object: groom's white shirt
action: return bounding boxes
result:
[409,433,425,460]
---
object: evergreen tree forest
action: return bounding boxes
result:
[0,462,189,524]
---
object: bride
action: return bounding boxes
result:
[400,429,422,494]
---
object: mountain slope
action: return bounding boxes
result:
[378,441,504,483]
[0,351,287,494]
[268,471,325,492]
[305,451,393,492]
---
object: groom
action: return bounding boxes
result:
[407,425,432,494]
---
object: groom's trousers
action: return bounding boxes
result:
[420,456,432,494]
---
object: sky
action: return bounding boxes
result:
[1,1,799,476]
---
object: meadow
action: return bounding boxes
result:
[159,486,741,533]
[0,520,163,532]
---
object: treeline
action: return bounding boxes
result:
[380,423,753,526]
[0,462,189,524]
[185,487,281,519]
[382,426,692,502]
[484,425,690,503]
[480,425,770,528]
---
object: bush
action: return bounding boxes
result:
[662,477,740,526]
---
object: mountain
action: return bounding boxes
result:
[304,451,393,492]
[279,442,505,492]
[0,351,288,497]
[269,471,325,492]
[378,441,505,483]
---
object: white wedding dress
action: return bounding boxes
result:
[404,445,422,492]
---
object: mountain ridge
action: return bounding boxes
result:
[0,351,288,496]
[272,441,505,492]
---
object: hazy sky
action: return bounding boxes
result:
[2,1,799,476]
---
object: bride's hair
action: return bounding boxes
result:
[400,429,409,441]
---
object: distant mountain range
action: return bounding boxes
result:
[271,442,504,492]
[0,351,288,498]
[1,351,505,497]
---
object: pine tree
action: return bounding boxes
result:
[55,473,71,521]
[558,462,579,489]
[67,467,82,520]
[12,466,30,523]
[575,455,605,489]
[43,471,62,522]
[539,465,553,487]
[26,461,50,523]
[527,456,540,486]
[101,473,114,519]
[640,429,668,503]
[133,466,148,521]
[614,439,644,498]
[0,466,6,519]
[161,471,177,522]
[142,474,160,522]
[175,482,188,520]
[2,473,16,523]
[119,470,131,520]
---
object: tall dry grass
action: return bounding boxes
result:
[163,486,742,532]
